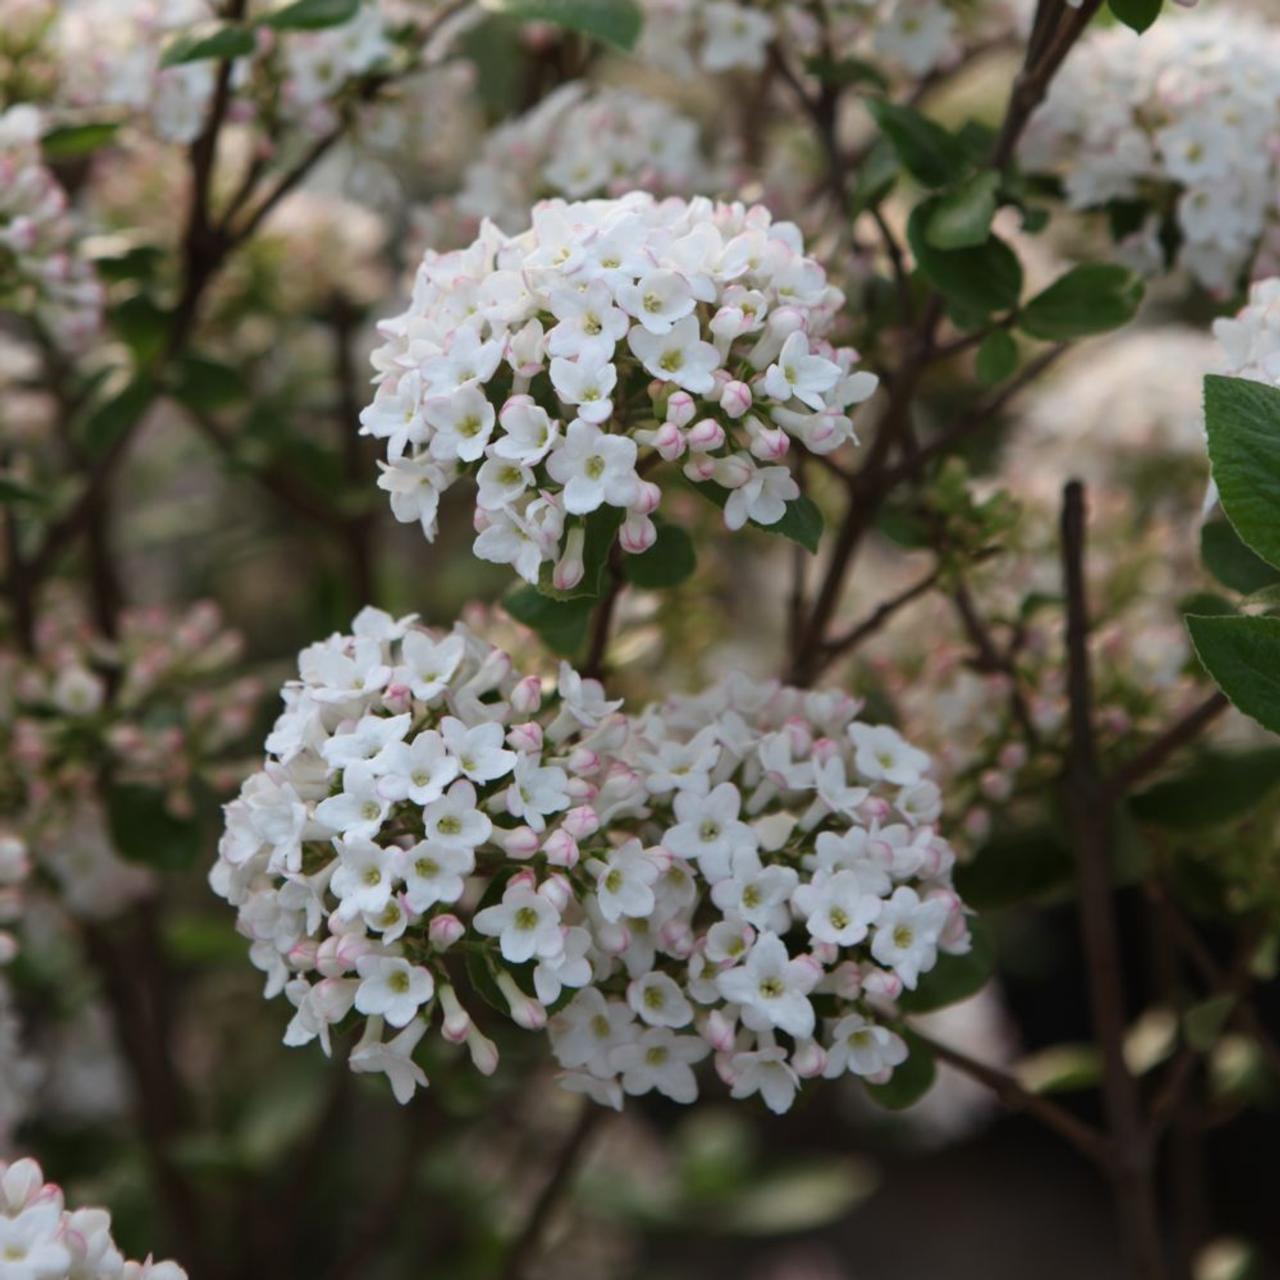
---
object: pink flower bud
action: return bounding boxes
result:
[496,971,546,1030]
[429,914,466,951]
[632,479,662,516]
[999,742,1027,771]
[686,418,726,452]
[811,736,839,765]
[683,455,718,483]
[659,920,694,957]
[539,875,572,912]
[979,769,1012,802]
[510,675,543,715]
[567,746,600,775]
[665,390,696,427]
[562,805,599,840]
[541,828,579,868]
[596,920,630,954]
[381,682,412,715]
[811,941,839,967]
[791,1039,828,1079]
[712,454,753,489]
[553,528,586,592]
[509,867,537,892]
[653,421,686,460]
[704,1008,738,1052]
[862,796,892,824]
[316,936,344,978]
[720,379,752,418]
[466,1024,500,1075]
[287,940,319,971]
[963,807,991,841]
[335,934,374,971]
[438,984,472,1043]
[500,826,541,859]
[828,961,863,999]
[620,513,657,554]
[863,968,903,1001]
[506,721,543,754]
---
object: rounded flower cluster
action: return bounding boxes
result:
[1212,275,1280,388]
[1020,10,1280,293]
[0,1157,186,1279]
[214,611,970,1113]
[547,673,970,1114]
[210,607,644,1102]
[1,600,259,920]
[443,83,722,235]
[0,105,103,350]
[363,192,877,588]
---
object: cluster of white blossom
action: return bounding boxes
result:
[210,607,645,1103]
[0,105,103,349]
[0,1157,186,1279]
[547,673,970,1114]
[441,83,721,235]
[1212,275,1280,389]
[1020,9,1280,293]
[363,192,877,587]
[214,613,969,1112]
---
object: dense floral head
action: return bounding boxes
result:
[1020,9,1280,292]
[0,1156,187,1279]
[214,610,969,1113]
[363,191,878,589]
[0,104,103,349]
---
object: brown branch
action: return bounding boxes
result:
[582,549,626,681]
[818,564,940,665]
[1104,692,1231,800]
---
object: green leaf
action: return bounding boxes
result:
[899,917,995,1013]
[535,507,624,601]
[172,355,248,410]
[160,22,255,66]
[0,476,44,506]
[622,521,696,590]
[1200,518,1280,596]
[925,172,1000,250]
[907,201,1022,318]
[1130,747,1280,829]
[93,242,165,283]
[109,294,170,364]
[1184,994,1235,1052]
[1017,264,1144,341]
[504,585,594,657]
[106,783,207,872]
[41,121,120,160]
[82,376,157,457]
[849,140,899,214]
[260,0,359,30]
[480,0,643,50]
[954,827,1074,909]
[975,329,1018,385]
[1186,614,1280,735]
[1109,0,1162,34]
[802,55,887,92]
[1204,375,1280,571]
[865,100,969,189]
[865,1030,936,1110]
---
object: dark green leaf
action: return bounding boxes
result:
[0,476,44,506]
[975,330,1018,385]
[907,201,1022,319]
[504,585,594,657]
[622,521,696,589]
[1017,264,1144,341]
[876,504,931,549]
[1129,749,1280,828]
[480,0,643,50]
[106,784,207,872]
[954,827,1074,909]
[41,121,120,160]
[899,917,995,1013]
[865,100,969,189]
[82,376,157,457]
[1178,591,1236,619]
[1184,994,1235,1052]
[925,172,1000,250]
[1200,518,1280,596]
[849,140,899,214]
[173,355,248,410]
[865,1030,936,1110]
[1186,614,1280,735]
[803,56,887,92]
[160,22,255,66]
[1203,375,1280,571]
[109,294,170,364]
[93,242,165,283]
[1109,0,1162,34]
[260,0,359,30]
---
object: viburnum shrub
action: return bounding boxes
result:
[361,192,878,588]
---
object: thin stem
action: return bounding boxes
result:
[1060,479,1168,1280]
[582,551,625,681]
[498,1103,603,1280]
[1104,691,1230,800]
[817,564,940,668]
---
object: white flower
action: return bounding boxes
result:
[849,722,932,786]
[473,882,564,964]
[716,932,819,1039]
[591,839,661,922]
[355,955,436,1028]
[549,987,635,1075]
[545,420,640,514]
[53,665,105,716]
[350,1018,429,1104]
[425,385,497,462]
[627,314,721,393]
[823,1013,909,1079]
[494,397,559,464]
[663,782,758,882]
[533,926,593,1005]
[396,840,473,911]
[376,729,460,806]
[727,1045,799,1114]
[764,331,842,411]
[628,970,695,1028]
[377,454,451,539]
[315,762,392,840]
[506,755,570,831]
[792,869,882,947]
[709,849,798,932]
[549,352,618,425]
[615,269,696,334]
[612,1027,709,1103]
[422,779,492,848]
[723,462,798,530]
[321,713,412,772]
[870,886,951,990]
[441,715,516,783]
[329,836,397,920]
[547,281,630,358]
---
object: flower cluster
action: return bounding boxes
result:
[547,674,969,1114]
[0,105,103,350]
[0,1156,187,1279]
[1212,275,1280,389]
[635,1,777,75]
[363,192,877,587]
[1020,9,1280,292]
[210,607,644,1103]
[215,613,970,1113]
[1,600,259,920]
[441,83,721,235]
